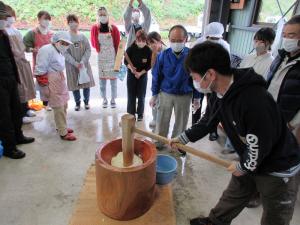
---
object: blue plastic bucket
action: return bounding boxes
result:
[156,154,178,185]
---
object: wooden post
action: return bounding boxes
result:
[114,38,127,72]
[121,114,135,167]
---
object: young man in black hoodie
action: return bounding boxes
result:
[170,42,300,225]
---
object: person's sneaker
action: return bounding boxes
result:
[149,120,156,128]
[137,115,143,121]
[102,99,108,108]
[26,110,36,117]
[23,116,35,124]
[110,99,116,108]
[209,132,219,141]
[60,133,77,141]
[84,104,90,110]
[45,105,52,111]
[75,105,81,111]
[22,116,43,124]
[16,136,35,145]
[3,148,26,159]
[190,217,215,225]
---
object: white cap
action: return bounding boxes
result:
[51,31,73,44]
[204,22,224,39]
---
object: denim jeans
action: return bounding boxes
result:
[72,88,90,106]
[100,79,117,100]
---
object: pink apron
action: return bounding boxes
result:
[33,29,52,102]
[47,71,69,108]
[32,28,52,70]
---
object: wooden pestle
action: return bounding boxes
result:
[121,114,135,167]
[121,114,231,168]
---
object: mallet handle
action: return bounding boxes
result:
[134,127,231,168]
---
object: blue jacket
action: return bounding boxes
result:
[151,47,200,98]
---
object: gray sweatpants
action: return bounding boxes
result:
[155,92,192,138]
[209,173,299,225]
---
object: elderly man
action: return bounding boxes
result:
[170,41,300,225]
[124,0,151,48]
[0,1,34,159]
[151,25,200,150]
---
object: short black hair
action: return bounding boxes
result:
[286,15,300,25]
[254,27,275,49]
[37,10,51,20]
[168,25,188,38]
[185,41,232,76]
[67,14,79,23]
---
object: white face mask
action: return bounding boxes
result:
[0,20,7,30]
[136,42,146,48]
[193,72,213,94]
[57,43,69,54]
[40,19,51,28]
[69,22,78,30]
[170,42,185,53]
[99,16,108,24]
[6,17,15,27]
[132,12,140,23]
[254,42,268,55]
[282,38,300,53]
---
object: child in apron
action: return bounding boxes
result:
[34,32,76,141]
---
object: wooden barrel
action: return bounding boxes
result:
[95,138,157,220]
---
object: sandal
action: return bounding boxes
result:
[67,128,74,133]
[61,133,77,141]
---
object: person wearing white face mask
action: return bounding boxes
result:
[150,25,201,150]
[193,22,231,142]
[91,7,120,108]
[125,30,152,121]
[124,0,151,48]
[4,5,36,124]
[169,41,300,225]
[34,31,77,141]
[267,15,300,146]
[23,10,53,111]
[240,28,275,80]
[64,14,95,111]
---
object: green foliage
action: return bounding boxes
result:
[4,0,204,27]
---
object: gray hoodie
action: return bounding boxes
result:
[123,2,151,48]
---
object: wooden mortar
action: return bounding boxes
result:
[95,138,157,220]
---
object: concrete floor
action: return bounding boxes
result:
[0,51,299,225]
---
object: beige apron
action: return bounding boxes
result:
[8,35,35,103]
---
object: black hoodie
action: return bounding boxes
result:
[179,68,300,174]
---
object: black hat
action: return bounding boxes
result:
[0,1,9,17]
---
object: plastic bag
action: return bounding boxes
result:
[28,99,44,111]
[78,66,91,85]
[116,64,127,81]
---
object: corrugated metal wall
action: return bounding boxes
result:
[228,0,257,57]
